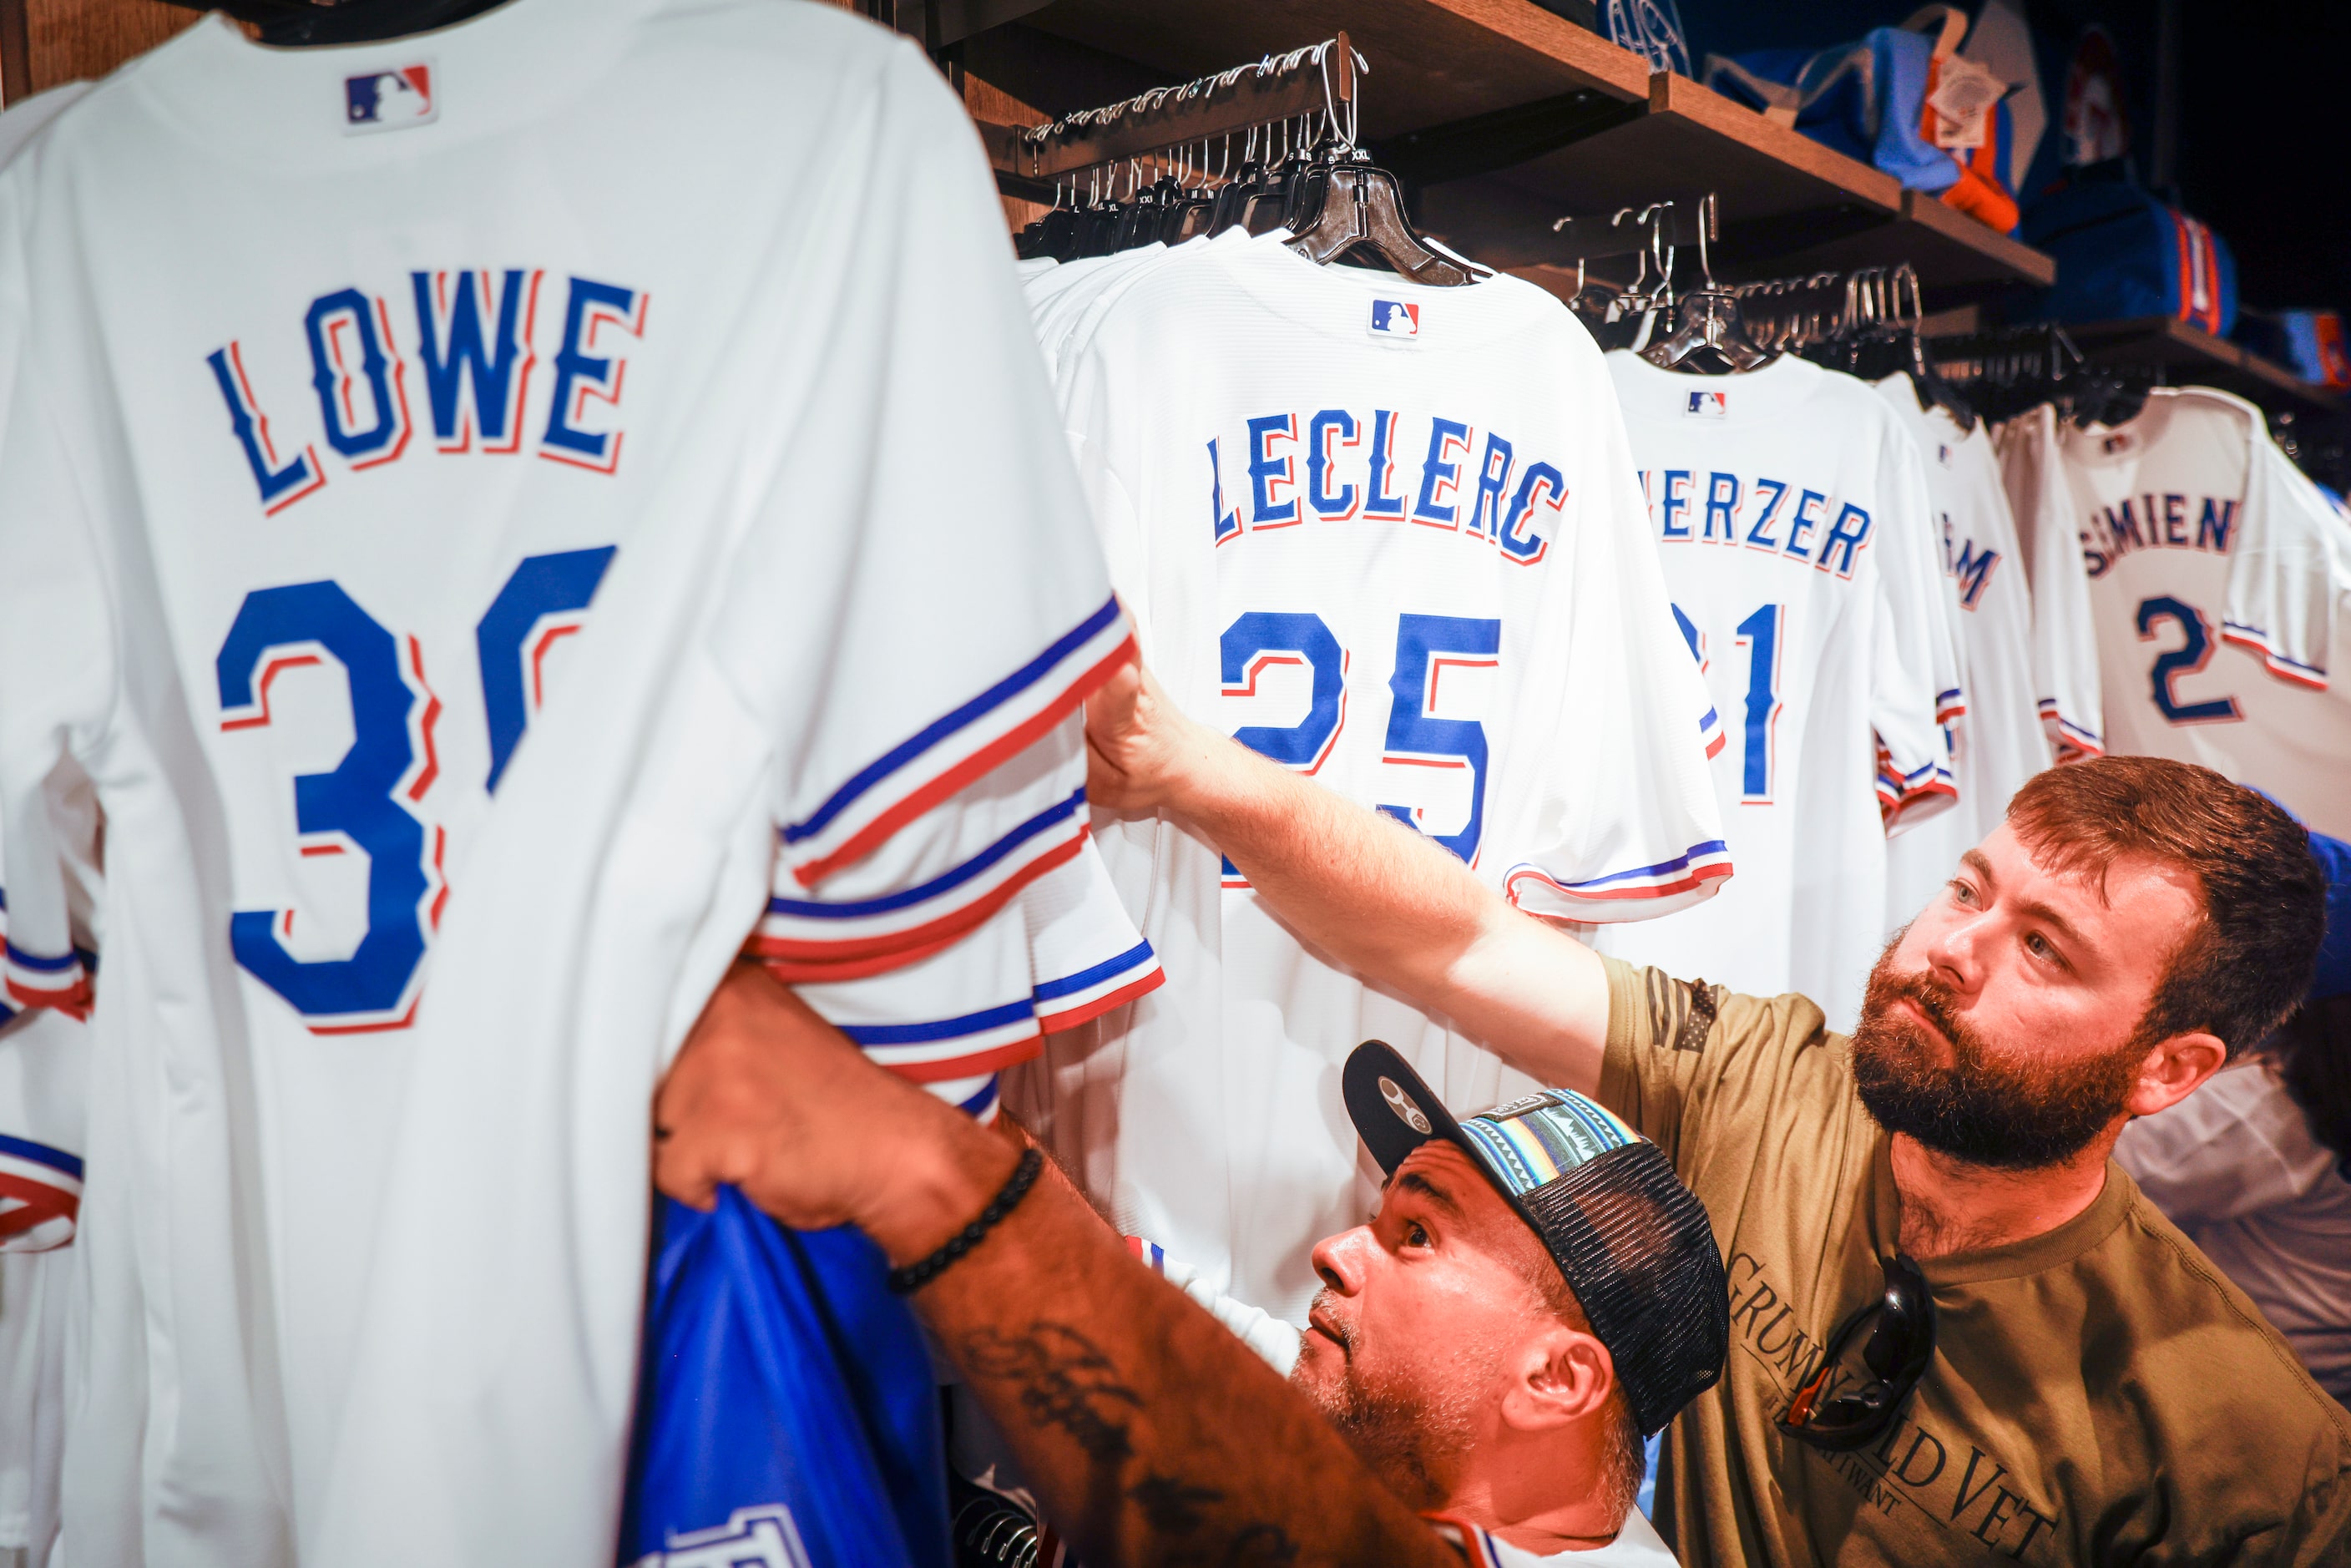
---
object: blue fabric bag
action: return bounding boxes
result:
[620,1189,953,1568]
[1705,25,1958,193]
[2016,171,2237,336]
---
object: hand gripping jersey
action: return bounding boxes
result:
[1009,239,1728,1319]
[1875,377,2054,930]
[0,5,1153,1564]
[1995,403,2107,761]
[1598,353,1953,1031]
[2045,387,2351,837]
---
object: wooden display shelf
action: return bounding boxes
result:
[2066,316,2342,415]
[1004,0,2051,296]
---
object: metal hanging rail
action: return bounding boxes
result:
[979,33,1362,183]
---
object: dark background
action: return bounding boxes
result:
[1671,0,2351,313]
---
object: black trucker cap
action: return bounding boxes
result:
[1342,1040,1729,1436]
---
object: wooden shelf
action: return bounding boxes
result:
[2065,317,2342,416]
[1002,0,2051,296]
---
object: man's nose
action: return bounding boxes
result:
[1922,903,1985,991]
[1310,1224,1375,1295]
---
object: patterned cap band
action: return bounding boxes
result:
[1456,1090,1646,1198]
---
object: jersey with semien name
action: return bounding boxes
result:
[2047,387,2351,837]
[1009,237,1728,1320]
[1597,353,1953,1032]
[1877,377,2053,931]
[0,5,1151,1565]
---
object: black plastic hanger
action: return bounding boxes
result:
[1284,154,1484,286]
[161,0,513,45]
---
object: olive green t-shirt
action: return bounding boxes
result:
[1598,956,2351,1567]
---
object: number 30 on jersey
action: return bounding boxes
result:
[214,546,615,1032]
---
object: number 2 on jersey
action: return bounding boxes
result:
[1219,609,1498,868]
[2136,594,2242,726]
[215,547,617,1032]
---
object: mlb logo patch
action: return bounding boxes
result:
[345,63,437,134]
[1684,390,1727,418]
[1369,299,1420,338]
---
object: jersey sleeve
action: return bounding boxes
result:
[2000,407,2105,759]
[2222,427,2351,694]
[697,42,1134,979]
[1868,425,1959,830]
[1498,355,1732,923]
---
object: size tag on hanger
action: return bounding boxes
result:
[344,63,439,135]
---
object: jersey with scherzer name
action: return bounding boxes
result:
[2050,387,2351,837]
[1010,237,1727,1320]
[0,6,1152,1565]
[1597,353,1952,1033]
[1877,378,2053,932]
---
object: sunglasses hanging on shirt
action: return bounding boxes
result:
[1776,1252,1939,1453]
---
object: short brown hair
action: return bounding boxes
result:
[2005,756,2325,1056]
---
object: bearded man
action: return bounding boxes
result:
[1072,661,2351,1567]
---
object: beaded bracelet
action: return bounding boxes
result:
[887,1147,1044,1295]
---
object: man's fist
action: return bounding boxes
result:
[1084,656,1219,817]
[652,962,1018,1264]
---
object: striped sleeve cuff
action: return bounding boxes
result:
[1504,840,1733,922]
[780,597,1135,890]
[2221,621,2328,691]
[0,1133,83,1252]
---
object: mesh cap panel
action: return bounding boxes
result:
[1519,1142,1729,1436]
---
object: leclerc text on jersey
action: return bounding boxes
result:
[205,267,650,515]
[1205,408,1569,565]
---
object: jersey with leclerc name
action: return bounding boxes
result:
[1875,377,2053,931]
[1010,237,1727,1320]
[0,5,1152,1565]
[1596,352,1952,1032]
[1995,403,2107,762]
[2045,387,2351,837]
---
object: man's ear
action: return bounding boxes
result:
[2125,1029,2229,1119]
[1499,1326,1615,1434]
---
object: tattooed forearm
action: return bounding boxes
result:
[958,1321,1145,1464]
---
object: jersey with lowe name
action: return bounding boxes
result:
[0,6,1150,1565]
[1007,236,1727,1321]
[1876,377,2054,933]
[1597,353,1954,1032]
[2049,387,2351,837]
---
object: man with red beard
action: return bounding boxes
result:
[1059,661,2351,1567]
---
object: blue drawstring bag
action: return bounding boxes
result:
[620,1189,953,1568]
[2015,169,2237,337]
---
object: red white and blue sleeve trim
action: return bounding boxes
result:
[1,914,92,1019]
[1125,1236,1170,1272]
[1504,840,1733,919]
[753,786,1091,979]
[1033,939,1162,1032]
[1877,751,1958,823]
[1423,1515,1508,1567]
[0,1132,83,1250]
[1697,703,1726,761]
[2221,620,2328,691]
[1935,686,1968,725]
[780,596,1135,890]
[2035,698,2103,759]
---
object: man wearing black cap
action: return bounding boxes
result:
[655,967,1729,1567]
[1066,661,2351,1567]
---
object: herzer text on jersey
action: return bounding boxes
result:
[206,268,649,513]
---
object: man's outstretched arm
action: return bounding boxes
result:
[1087,659,1611,1097]
[654,963,1466,1568]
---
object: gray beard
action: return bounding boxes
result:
[1293,1292,1484,1509]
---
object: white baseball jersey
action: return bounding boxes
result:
[1008,237,1728,1319]
[0,77,95,1568]
[0,5,1151,1565]
[1598,353,1953,1031]
[1876,378,2053,931]
[1996,404,2106,761]
[2043,387,2351,837]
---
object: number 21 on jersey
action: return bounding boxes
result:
[1676,599,1787,803]
[214,546,616,1032]
[1219,609,1499,878]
